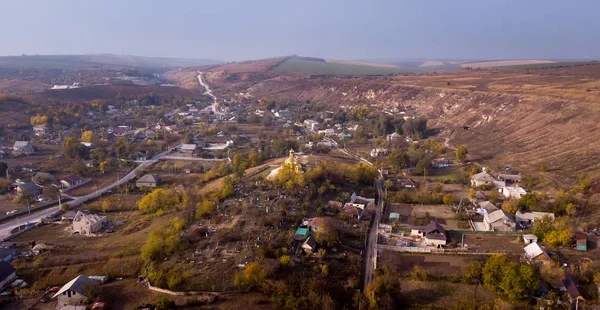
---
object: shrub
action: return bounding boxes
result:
[154,297,176,310]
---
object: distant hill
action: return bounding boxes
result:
[271,56,409,75]
[0,54,223,71]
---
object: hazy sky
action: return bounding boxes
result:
[1,0,599,61]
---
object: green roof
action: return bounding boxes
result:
[295,227,309,236]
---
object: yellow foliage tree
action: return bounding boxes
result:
[81,130,96,142]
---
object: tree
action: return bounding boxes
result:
[315,218,339,247]
[443,193,455,205]
[137,188,181,214]
[279,255,291,267]
[532,215,554,240]
[234,262,266,289]
[463,261,482,283]
[69,160,86,175]
[182,132,194,144]
[365,271,402,309]
[43,185,61,201]
[482,254,538,300]
[0,162,7,178]
[30,115,48,126]
[170,217,187,231]
[456,145,469,163]
[195,199,215,218]
[81,130,95,143]
[468,188,476,200]
[62,137,87,159]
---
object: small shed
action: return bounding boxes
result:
[576,232,587,251]
[294,227,309,240]
[522,234,538,244]
[302,237,317,253]
[389,213,400,221]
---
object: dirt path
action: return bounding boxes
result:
[198,158,284,195]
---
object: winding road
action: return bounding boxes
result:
[197,72,222,117]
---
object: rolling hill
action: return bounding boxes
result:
[0,54,222,71]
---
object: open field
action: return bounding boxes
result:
[272,57,409,75]
[460,59,555,68]
[400,280,496,308]
[379,252,483,276]
[324,59,401,69]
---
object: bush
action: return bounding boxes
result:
[279,255,291,267]
[154,297,176,310]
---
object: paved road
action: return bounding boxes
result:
[197,72,223,117]
[0,145,180,241]
[364,177,384,289]
[326,139,384,290]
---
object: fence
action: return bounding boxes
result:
[377,244,506,255]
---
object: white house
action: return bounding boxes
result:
[471,171,496,187]
[515,211,554,228]
[370,148,388,157]
[303,119,320,131]
[523,234,539,244]
[52,275,99,306]
[72,211,107,235]
[523,242,552,265]
[12,141,35,155]
[410,221,447,247]
[499,186,527,199]
[483,210,516,231]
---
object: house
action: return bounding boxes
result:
[72,211,107,235]
[303,119,320,131]
[497,174,522,185]
[275,110,294,117]
[410,221,447,247]
[499,186,527,199]
[343,203,365,221]
[483,210,516,231]
[0,248,17,262]
[12,141,35,155]
[397,177,416,188]
[563,275,585,304]
[16,182,41,197]
[0,261,16,290]
[52,275,99,306]
[523,242,552,265]
[515,211,554,228]
[294,227,310,241]
[337,133,352,140]
[522,234,538,244]
[302,237,317,253]
[145,130,156,139]
[306,217,325,233]
[32,172,55,185]
[61,175,84,188]
[318,128,336,136]
[470,171,496,187]
[476,201,498,215]
[370,148,388,157]
[136,174,161,188]
[386,132,402,142]
[33,125,48,135]
[181,143,197,153]
[431,158,450,168]
[473,191,488,203]
[576,232,587,251]
[61,210,77,222]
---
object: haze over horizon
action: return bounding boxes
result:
[1,0,599,62]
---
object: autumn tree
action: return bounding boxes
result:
[315,218,339,247]
[137,188,181,214]
[195,199,215,219]
[482,254,538,300]
[456,145,469,163]
[443,193,455,205]
[182,132,194,144]
[62,136,87,159]
[30,115,48,126]
[234,262,266,289]
[365,268,403,309]
[81,130,95,143]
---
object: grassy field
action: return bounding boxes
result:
[497,61,598,71]
[272,57,410,75]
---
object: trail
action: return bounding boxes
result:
[197,72,222,117]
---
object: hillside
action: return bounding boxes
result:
[0,54,222,70]
[167,60,600,188]
[272,56,409,75]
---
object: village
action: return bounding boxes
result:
[0,70,598,309]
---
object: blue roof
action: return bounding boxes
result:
[295,227,309,236]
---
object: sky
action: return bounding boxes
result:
[1,0,599,61]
